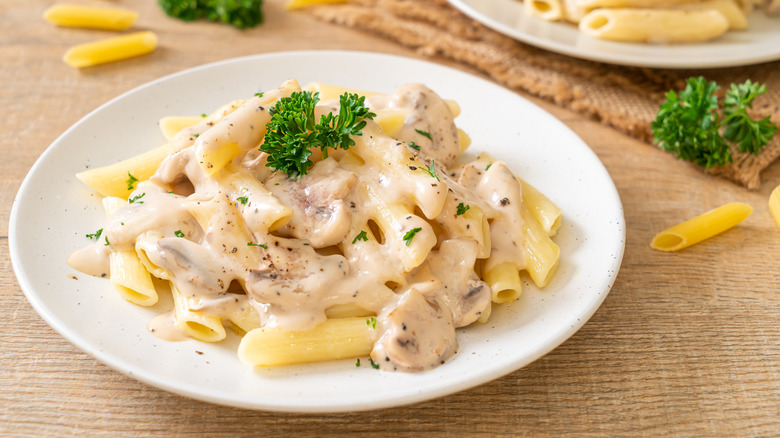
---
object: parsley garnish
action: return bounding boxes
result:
[260,91,375,178]
[158,0,264,29]
[485,163,492,171]
[237,196,248,205]
[403,227,422,246]
[456,203,470,216]
[174,230,185,238]
[201,113,207,117]
[128,193,145,204]
[255,91,264,98]
[352,230,368,244]
[415,129,432,140]
[366,316,377,329]
[408,141,421,151]
[86,228,103,240]
[192,133,199,138]
[104,236,110,246]
[126,172,138,191]
[356,358,361,367]
[425,160,439,181]
[247,242,267,249]
[652,77,778,168]
[369,358,380,370]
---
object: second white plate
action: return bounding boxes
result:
[10,50,624,412]
[449,0,780,68]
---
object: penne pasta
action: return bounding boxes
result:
[238,317,376,366]
[526,0,566,20]
[63,31,158,68]
[483,262,523,303]
[769,185,780,230]
[43,4,138,30]
[651,202,753,251]
[579,8,729,43]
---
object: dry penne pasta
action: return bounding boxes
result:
[43,4,138,30]
[651,202,753,251]
[63,31,158,68]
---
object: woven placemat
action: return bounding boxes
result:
[304,0,780,189]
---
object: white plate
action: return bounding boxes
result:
[9,51,624,412]
[449,0,780,68]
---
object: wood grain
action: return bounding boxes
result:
[2,0,779,436]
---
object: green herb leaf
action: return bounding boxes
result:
[356,358,361,367]
[408,141,421,151]
[403,227,422,246]
[237,196,248,205]
[126,172,139,191]
[174,230,185,238]
[255,91,264,98]
[158,0,264,29]
[485,163,492,171]
[86,228,103,240]
[201,113,207,118]
[104,236,110,246]
[352,230,368,244]
[128,193,146,204]
[456,202,470,216]
[261,91,375,178]
[369,358,380,370]
[425,160,439,181]
[366,316,377,329]
[247,242,267,249]
[415,129,432,140]
[651,77,777,168]
[192,133,199,138]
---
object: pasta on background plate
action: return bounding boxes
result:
[68,79,563,372]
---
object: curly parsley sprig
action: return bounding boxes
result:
[260,91,375,178]
[651,77,777,168]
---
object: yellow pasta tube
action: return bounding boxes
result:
[215,164,293,232]
[103,197,157,306]
[520,204,560,288]
[673,0,748,30]
[769,185,780,230]
[525,0,565,21]
[43,4,138,30]
[135,232,169,280]
[518,178,562,236]
[63,31,158,68]
[237,317,375,366]
[76,142,174,198]
[171,282,226,343]
[159,116,205,140]
[483,262,522,304]
[374,109,407,137]
[579,9,729,43]
[651,202,753,251]
[286,0,348,9]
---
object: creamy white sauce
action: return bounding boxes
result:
[70,82,539,372]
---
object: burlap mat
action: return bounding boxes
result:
[304,0,780,189]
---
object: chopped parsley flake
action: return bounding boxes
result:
[104,236,110,246]
[86,228,103,240]
[366,316,377,329]
[174,230,185,238]
[403,227,422,246]
[369,358,380,370]
[456,203,470,216]
[126,172,139,191]
[356,358,361,367]
[247,242,267,249]
[408,141,421,151]
[415,129,432,140]
[425,160,439,181]
[128,193,146,204]
[192,133,199,138]
[237,196,248,205]
[201,113,207,118]
[352,230,368,244]
[486,163,492,171]
[255,91,264,98]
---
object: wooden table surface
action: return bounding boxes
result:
[2,1,779,436]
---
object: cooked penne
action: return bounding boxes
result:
[579,8,729,43]
[238,317,376,366]
[70,80,564,372]
[63,31,158,68]
[43,4,138,30]
[651,202,753,251]
[673,0,748,30]
[526,0,566,20]
[484,262,522,303]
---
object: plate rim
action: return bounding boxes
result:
[447,0,780,69]
[8,49,626,412]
